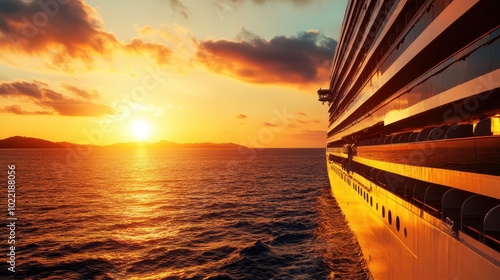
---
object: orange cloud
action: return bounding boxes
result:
[0,104,51,115]
[263,122,279,127]
[196,29,336,87]
[61,83,99,100]
[0,0,171,69]
[124,39,172,65]
[296,119,320,124]
[0,81,113,116]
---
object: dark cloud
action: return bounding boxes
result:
[61,83,99,100]
[197,29,336,86]
[0,81,43,98]
[0,0,171,69]
[0,81,113,116]
[236,113,248,119]
[169,0,190,19]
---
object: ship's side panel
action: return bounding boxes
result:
[327,161,500,279]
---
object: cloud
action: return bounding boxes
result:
[0,81,113,116]
[263,122,279,127]
[197,29,336,86]
[168,0,190,19]
[0,104,51,115]
[138,24,197,69]
[296,112,307,116]
[124,39,172,65]
[61,83,99,100]
[296,119,320,124]
[236,113,248,119]
[0,80,43,98]
[0,0,172,69]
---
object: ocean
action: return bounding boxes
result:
[0,148,370,279]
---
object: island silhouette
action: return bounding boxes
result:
[0,136,247,149]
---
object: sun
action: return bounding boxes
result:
[130,119,152,140]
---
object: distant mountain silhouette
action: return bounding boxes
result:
[0,136,68,148]
[0,136,246,149]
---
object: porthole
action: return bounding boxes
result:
[382,206,385,218]
[370,197,373,207]
[404,227,407,238]
[388,210,392,225]
[396,216,400,231]
[376,203,378,210]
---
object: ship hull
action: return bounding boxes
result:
[327,159,500,279]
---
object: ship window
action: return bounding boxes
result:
[382,206,385,218]
[370,197,373,207]
[404,227,407,238]
[388,210,392,225]
[396,216,400,231]
[376,203,379,210]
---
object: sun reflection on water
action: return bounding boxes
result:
[105,148,180,243]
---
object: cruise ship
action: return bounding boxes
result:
[318,0,500,279]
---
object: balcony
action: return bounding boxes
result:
[317,88,333,104]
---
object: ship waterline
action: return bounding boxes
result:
[320,0,500,278]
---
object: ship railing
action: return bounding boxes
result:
[484,234,500,251]
[463,226,500,250]
[464,226,483,242]
[411,197,440,217]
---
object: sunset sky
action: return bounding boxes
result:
[0,0,347,147]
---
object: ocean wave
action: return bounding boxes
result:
[19,258,115,279]
[271,232,312,245]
